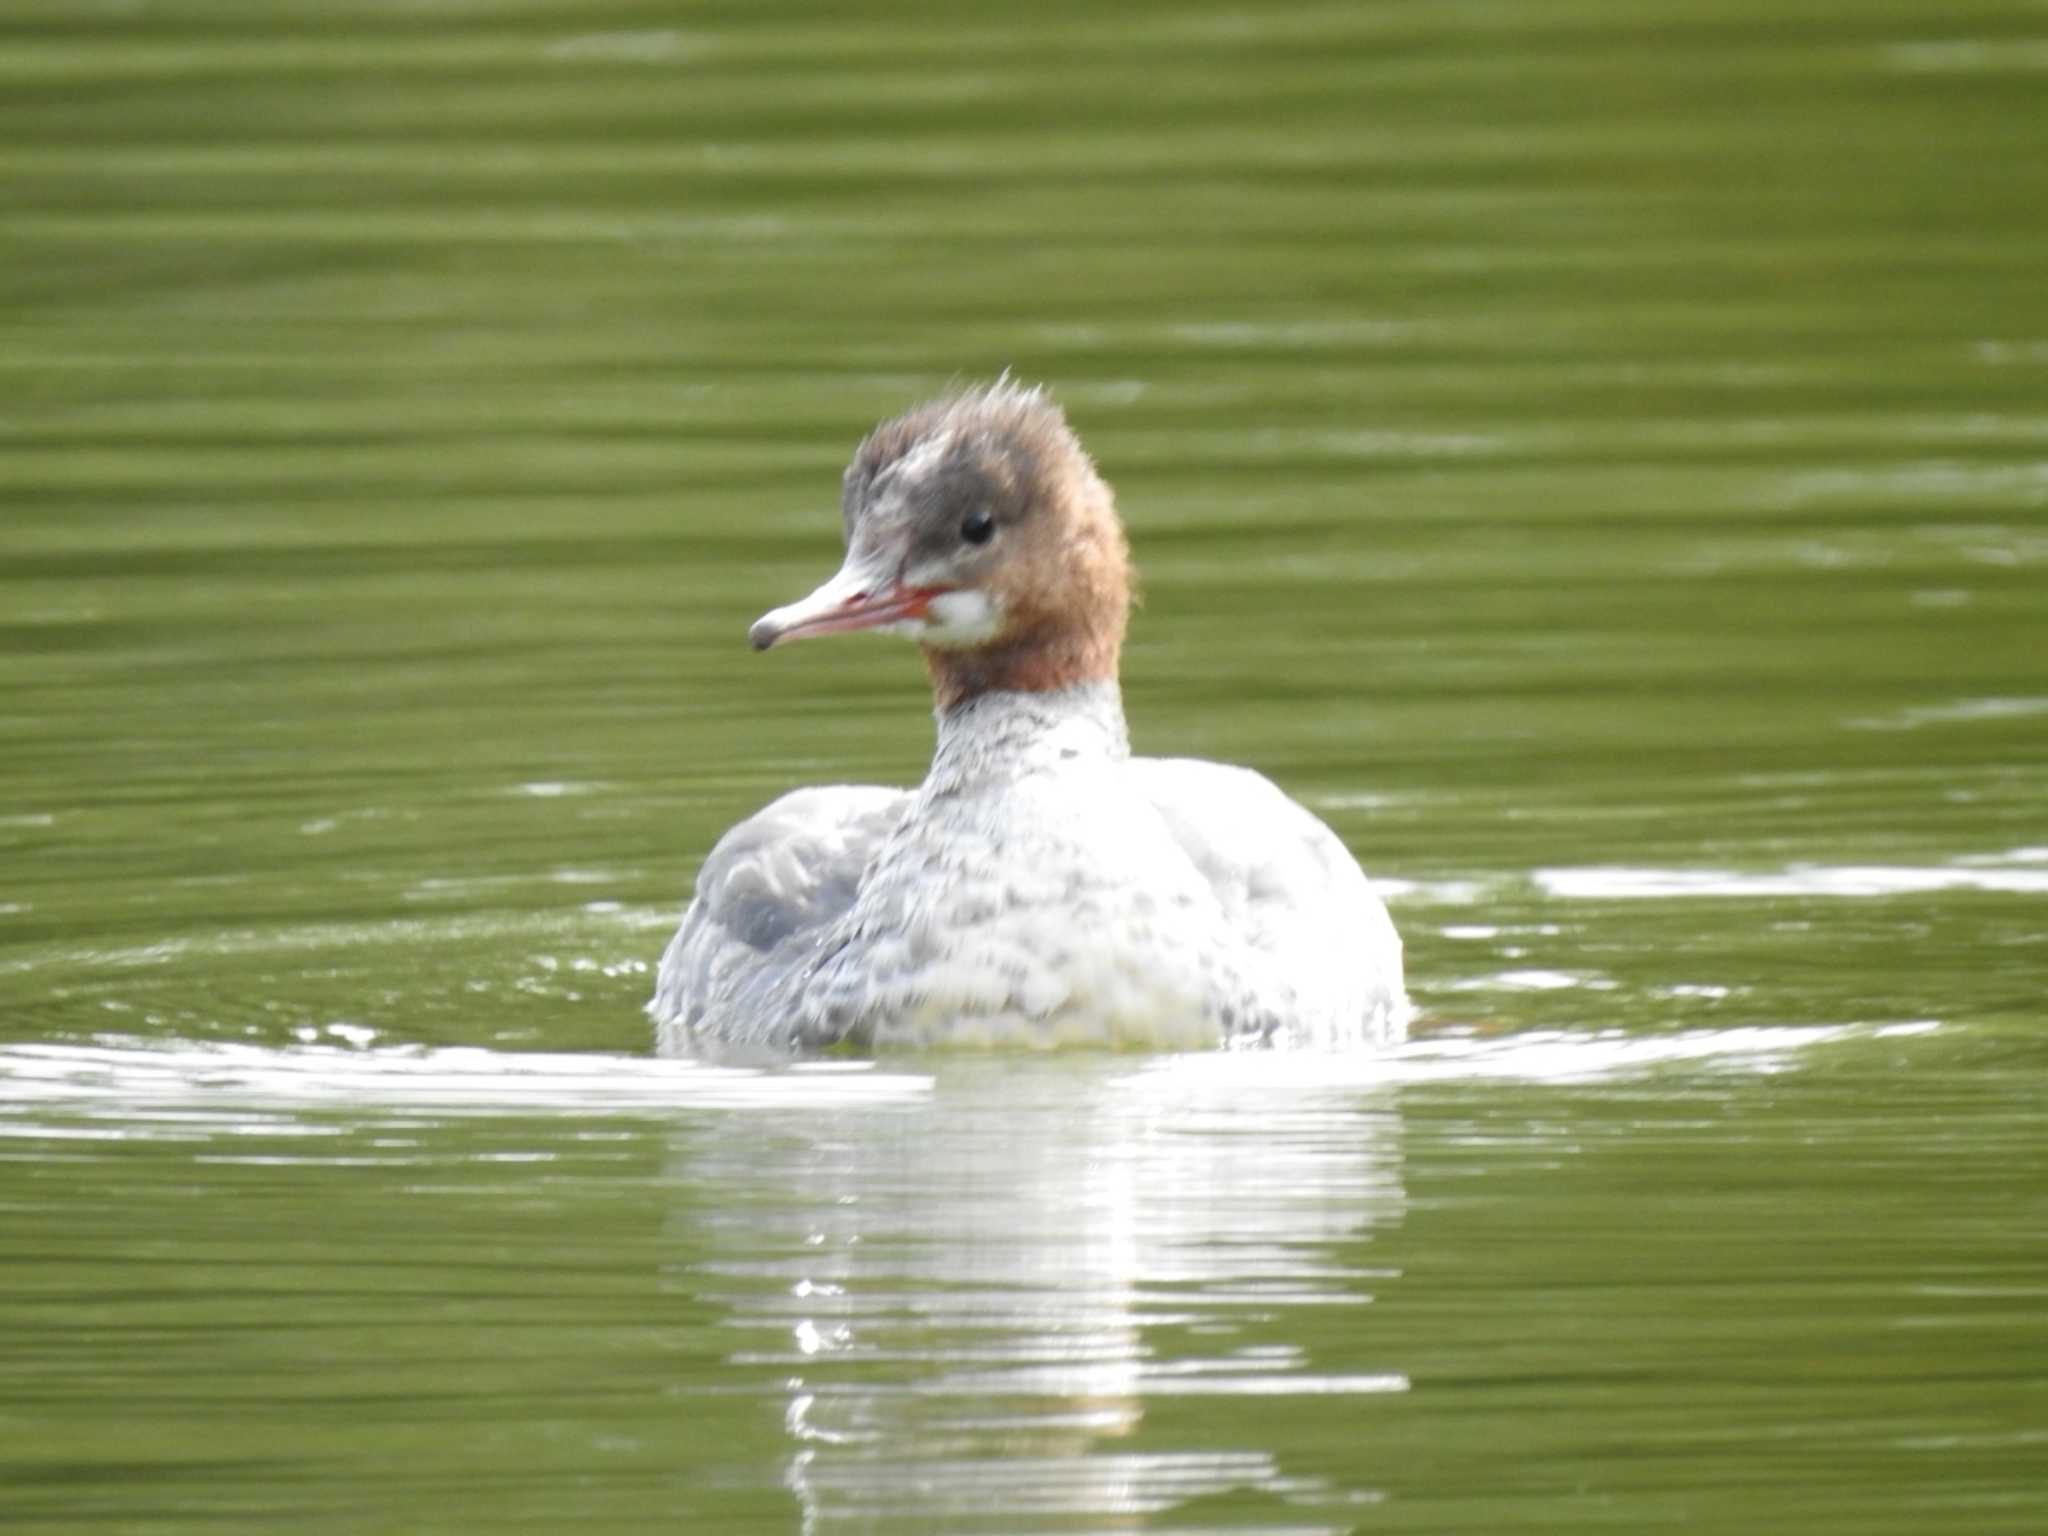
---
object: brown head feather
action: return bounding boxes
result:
[845,382,1133,714]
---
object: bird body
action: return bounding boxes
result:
[652,383,1406,1053]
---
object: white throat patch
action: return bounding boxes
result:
[918,589,1003,648]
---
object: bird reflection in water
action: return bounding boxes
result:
[663,1054,1407,1530]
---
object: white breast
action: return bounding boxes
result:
[651,685,1407,1053]
[831,761,1251,1050]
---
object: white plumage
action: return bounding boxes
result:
[652,685,1406,1053]
[650,381,1408,1053]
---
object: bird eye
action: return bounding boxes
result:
[960,508,996,546]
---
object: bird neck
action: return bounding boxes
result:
[926,681,1130,789]
[921,616,1123,715]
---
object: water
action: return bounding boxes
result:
[3,0,2046,1529]
[5,1031,2039,1531]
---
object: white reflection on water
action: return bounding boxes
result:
[670,1054,1407,1528]
[0,1020,1871,1130]
[1537,861,2048,898]
[1844,695,2048,730]
[0,1025,1878,1527]
[651,1023,1874,1528]
[0,1037,930,1130]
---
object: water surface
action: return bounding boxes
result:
[3,0,2045,1529]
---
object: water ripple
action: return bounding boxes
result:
[1538,862,2048,898]
[0,1038,928,1125]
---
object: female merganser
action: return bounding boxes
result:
[652,381,1406,1053]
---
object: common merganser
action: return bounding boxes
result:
[651,381,1406,1053]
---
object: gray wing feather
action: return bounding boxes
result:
[650,785,910,1053]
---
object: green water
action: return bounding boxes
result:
[3,1,2046,1530]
